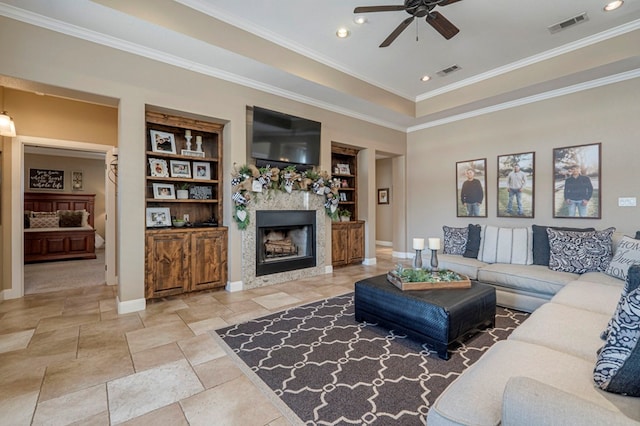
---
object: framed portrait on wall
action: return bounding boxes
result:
[456,158,487,217]
[553,143,601,219]
[378,188,389,204]
[497,152,535,218]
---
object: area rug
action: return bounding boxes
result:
[214,293,528,425]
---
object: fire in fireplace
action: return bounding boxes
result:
[256,210,316,276]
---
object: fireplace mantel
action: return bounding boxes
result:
[241,191,327,289]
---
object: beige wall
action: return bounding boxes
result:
[24,154,106,238]
[407,78,640,249]
[376,158,393,244]
[0,17,406,303]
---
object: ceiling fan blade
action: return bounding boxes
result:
[426,11,459,39]
[437,0,463,6]
[380,16,414,47]
[354,5,407,13]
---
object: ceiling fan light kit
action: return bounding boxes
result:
[354,0,462,47]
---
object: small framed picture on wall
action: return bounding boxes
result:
[456,158,487,217]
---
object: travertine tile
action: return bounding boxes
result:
[175,302,233,323]
[107,359,203,424]
[0,328,35,354]
[193,356,243,389]
[253,292,302,310]
[35,313,101,334]
[131,343,185,372]
[32,384,107,425]
[187,316,229,335]
[178,333,226,366]
[120,403,188,426]
[126,317,194,354]
[180,375,282,426]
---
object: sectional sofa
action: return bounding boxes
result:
[426,225,640,425]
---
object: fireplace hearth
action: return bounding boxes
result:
[256,210,316,276]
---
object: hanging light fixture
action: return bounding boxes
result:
[0,111,16,137]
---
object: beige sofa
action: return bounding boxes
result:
[427,231,640,425]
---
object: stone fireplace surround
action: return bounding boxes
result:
[241,191,327,289]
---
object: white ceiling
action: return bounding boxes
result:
[1,0,639,131]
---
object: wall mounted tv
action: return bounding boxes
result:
[250,106,321,169]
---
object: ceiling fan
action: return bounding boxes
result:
[354,0,462,47]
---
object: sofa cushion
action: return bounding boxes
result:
[478,225,532,265]
[605,235,640,281]
[442,225,467,255]
[548,227,614,274]
[463,224,482,258]
[427,340,639,426]
[508,302,611,361]
[552,280,623,316]
[594,266,640,397]
[531,225,595,266]
[477,263,576,296]
[438,254,486,280]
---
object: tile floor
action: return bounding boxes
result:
[1,247,396,425]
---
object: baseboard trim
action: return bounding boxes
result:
[362,257,377,265]
[324,265,333,274]
[2,287,22,300]
[393,251,410,259]
[117,296,146,314]
[226,280,244,292]
[376,240,392,247]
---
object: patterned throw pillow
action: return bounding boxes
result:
[31,211,57,218]
[442,226,468,255]
[594,265,640,397]
[547,227,615,274]
[605,235,640,281]
[30,216,59,228]
[531,225,595,266]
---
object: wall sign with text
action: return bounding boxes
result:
[29,169,64,190]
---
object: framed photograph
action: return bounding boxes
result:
[456,158,487,217]
[497,152,535,218]
[193,161,211,180]
[150,130,176,154]
[553,143,601,219]
[181,149,205,158]
[169,160,191,178]
[148,158,169,177]
[146,207,171,228]
[378,188,389,204]
[71,171,84,190]
[337,163,351,175]
[152,183,175,199]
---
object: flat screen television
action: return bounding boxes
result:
[250,106,321,169]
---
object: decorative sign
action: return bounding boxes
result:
[29,169,64,190]
[189,185,213,200]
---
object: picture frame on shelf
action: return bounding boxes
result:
[497,151,535,218]
[553,142,601,219]
[148,158,169,177]
[456,158,487,218]
[169,160,191,178]
[193,161,211,180]
[152,183,175,199]
[336,163,350,175]
[150,130,176,154]
[189,185,213,200]
[181,149,205,158]
[146,207,171,228]
[378,188,389,204]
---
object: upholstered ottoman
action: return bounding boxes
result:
[354,274,496,359]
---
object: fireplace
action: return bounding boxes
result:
[256,210,316,276]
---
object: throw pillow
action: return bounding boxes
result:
[478,225,532,265]
[463,224,482,258]
[531,225,595,266]
[547,227,615,274]
[59,211,83,227]
[604,235,640,281]
[594,265,640,397]
[29,216,59,228]
[442,226,468,255]
[24,211,30,229]
[31,211,57,218]
[636,231,640,240]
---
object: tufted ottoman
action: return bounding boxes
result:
[354,274,496,359]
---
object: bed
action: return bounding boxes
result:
[24,192,97,263]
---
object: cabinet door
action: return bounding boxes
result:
[331,224,348,266]
[146,232,190,298]
[347,222,364,264]
[191,229,228,291]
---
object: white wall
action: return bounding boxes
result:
[376,158,393,244]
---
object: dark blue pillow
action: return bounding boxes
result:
[463,224,482,258]
[636,230,640,240]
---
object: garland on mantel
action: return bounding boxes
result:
[231,163,340,230]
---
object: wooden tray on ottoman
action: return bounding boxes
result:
[386,270,471,291]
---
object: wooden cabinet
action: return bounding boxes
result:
[331,145,358,220]
[145,227,228,299]
[144,110,228,299]
[331,221,364,267]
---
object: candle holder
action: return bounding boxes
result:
[196,135,203,152]
[413,249,423,270]
[430,249,439,270]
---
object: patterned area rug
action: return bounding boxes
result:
[215,293,528,425]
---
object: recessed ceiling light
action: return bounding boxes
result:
[336,27,350,38]
[354,16,367,25]
[604,0,623,11]
[420,75,431,82]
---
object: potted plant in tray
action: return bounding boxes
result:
[339,208,352,222]
[176,183,190,200]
